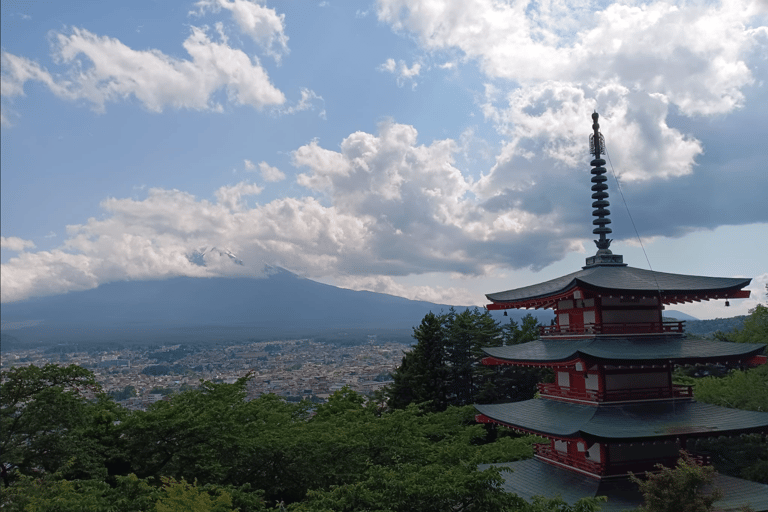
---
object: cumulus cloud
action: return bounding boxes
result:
[193,0,290,63]
[377,0,760,115]
[1,122,569,302]
[1,24,285,113]
[215,180,264,210]
[333,274,478,306]
[1,236,36,252]
[257,161,286,182]
[2,118,766,304]
[377,0,766,190]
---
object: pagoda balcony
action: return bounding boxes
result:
[535,445,708,477]
[534,444,604,476]
[540,321,685,337]
[537,383,693,403]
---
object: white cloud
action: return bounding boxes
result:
[1,118,763,305]
[1,25,286,113]
[377,0,760,116]
[1,236,36,252]
[193,0,290,63]
[278,88,326,117]
[1,122,576,302]
[215,180,264,210]
[333,274,478,306]
[244,159,256,170]
[258,161,286,182]
[376,0,765,188]
[378,58,421,87]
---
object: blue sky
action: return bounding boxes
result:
[2,0,767,320]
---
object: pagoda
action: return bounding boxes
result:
[476,113,768,511]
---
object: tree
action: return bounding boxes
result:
[731,304,768,344]
[388,312,449,411]
[388,309,544,410]
[0,364,123,481]
[630,451,723,512]
[503,313,541,345]
[444,308,502,407]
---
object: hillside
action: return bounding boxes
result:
[0,268,552,347]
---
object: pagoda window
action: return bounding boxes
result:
[605,371,668,391]
[557,371,570,388]
[554,440,568,453]
[608,440,677,463]
[585,373,599,391]
[586,443,602,463]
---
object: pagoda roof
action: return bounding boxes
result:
[474,399,768,440]
[481,338,766,366]
[478,458,768,511]
[486,265,750,308]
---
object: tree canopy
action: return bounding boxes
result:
[387,308,544,412]
[1,362,608,511]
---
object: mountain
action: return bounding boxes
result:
[0,267,553,346]
[662,310,700,322]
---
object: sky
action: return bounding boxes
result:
[1,0,767,320]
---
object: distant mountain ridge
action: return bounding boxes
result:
[1,267,553,345]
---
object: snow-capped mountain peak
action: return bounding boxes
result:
[187,246,244,267]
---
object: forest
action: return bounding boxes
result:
[1,305,766,512]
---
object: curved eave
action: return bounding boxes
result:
[481,339,766,367]
[475,400,768,441]
[485,266,751,310]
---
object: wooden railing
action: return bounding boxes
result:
[537,383,693,402]
[540,321,685,337]
[535,445,604,475]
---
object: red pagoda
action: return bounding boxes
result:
[476,113,768,511]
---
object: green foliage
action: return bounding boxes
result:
[109,384,138,401]
[630,451,723,512]
[155,477,236,512]
[503,313,541,345]
[0,471,158,512]
[711,304,768,344]
[692,434,768,484]
[0,364,126,480]
[732,304,768,344]
[291,464,527,512]
[525,496,607,512]
[693,364,768,412]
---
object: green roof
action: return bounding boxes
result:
[475,399,768,440]
[482,338,765,365]
[478,458,768,512]
[486,265,750,303]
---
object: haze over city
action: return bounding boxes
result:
[2,0,767,319]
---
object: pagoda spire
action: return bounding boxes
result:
[584,112,624,267]
[590,112,612,250]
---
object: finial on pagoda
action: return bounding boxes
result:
[585,112,625,268]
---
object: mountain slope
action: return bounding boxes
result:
[1,268,552,344]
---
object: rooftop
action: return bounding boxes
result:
[475,399,768,440]
[481,338,766,366]
[486,265,751,309]
[478,458,768,512]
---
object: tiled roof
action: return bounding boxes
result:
[486,265,750,303]
[475,399,768,440]
[482,338,766,364]
[478,458,768,511]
